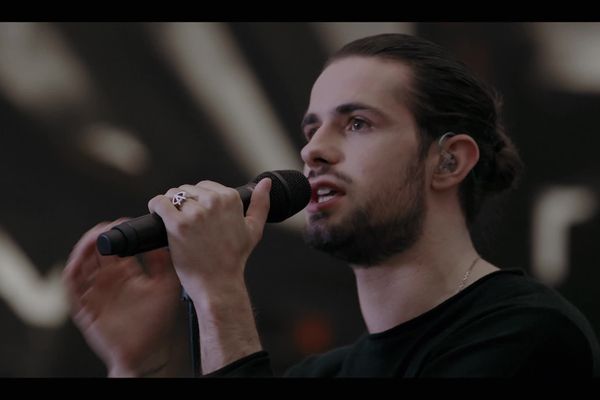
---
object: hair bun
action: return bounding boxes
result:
[481,136,523,193]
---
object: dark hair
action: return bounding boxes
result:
[327,33,523,225]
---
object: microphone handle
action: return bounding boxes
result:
[97,184,256,257]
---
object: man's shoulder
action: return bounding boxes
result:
[450,270,600,370]
[457,269,592,333]
[463,269,577,314]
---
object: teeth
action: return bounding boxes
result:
[318,194,336,203]
[315,186,340,203]
[317,187,335,196]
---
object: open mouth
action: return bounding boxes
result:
[316,187,338,203]
[308,180,346,211]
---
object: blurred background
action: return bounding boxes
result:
[0,22,598,376]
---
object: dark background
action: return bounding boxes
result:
[0,22,598,376]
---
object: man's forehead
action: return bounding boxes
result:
[317,57,411,86]
[308,57,412,115]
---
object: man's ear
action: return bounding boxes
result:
[431,133,480,191]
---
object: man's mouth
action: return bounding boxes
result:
[308,180,347,212]
[316,187,339,203]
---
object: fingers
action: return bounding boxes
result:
[63,219,140,312]
[183,181,242,206]
[64,222,114,298]
[72,300,97,329]
[245,177,271,240]
[66,218,129,266]
[147,194,183,230]
[153,181,244,219]
[185,181,244,217]
[142,248,177,280]
[150,179,268,244]
[73,264,126,328]
[66,221,112,269]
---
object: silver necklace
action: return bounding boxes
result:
[456,256,481,293]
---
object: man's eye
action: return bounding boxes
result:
[348,118,370,131]
[304,128,317,141]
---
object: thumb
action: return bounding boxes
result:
[245,177,271,238]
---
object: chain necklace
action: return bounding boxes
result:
[456,256,481,293]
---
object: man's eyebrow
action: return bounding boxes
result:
[335,102,382,116]
[301,102,385,130]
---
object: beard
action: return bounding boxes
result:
[303,158,426,267]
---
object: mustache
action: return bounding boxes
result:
[307,167,353,185]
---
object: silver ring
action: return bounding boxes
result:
[172,191,189,210]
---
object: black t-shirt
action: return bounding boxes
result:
[210,270,600,377]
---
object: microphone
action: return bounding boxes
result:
[96,170,311,257]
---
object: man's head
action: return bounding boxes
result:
[301,33,522,266]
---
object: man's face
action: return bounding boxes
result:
[300,56,427,266]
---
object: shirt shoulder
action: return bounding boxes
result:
[418,270,600,376]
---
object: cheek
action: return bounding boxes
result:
[353,161,396,201]
[355,148,403,179]
[361,154,418,196]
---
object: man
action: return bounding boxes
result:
[63,33,600,377]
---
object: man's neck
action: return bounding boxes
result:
[351,218,496,334]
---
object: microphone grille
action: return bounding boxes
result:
[253,170,311,222]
